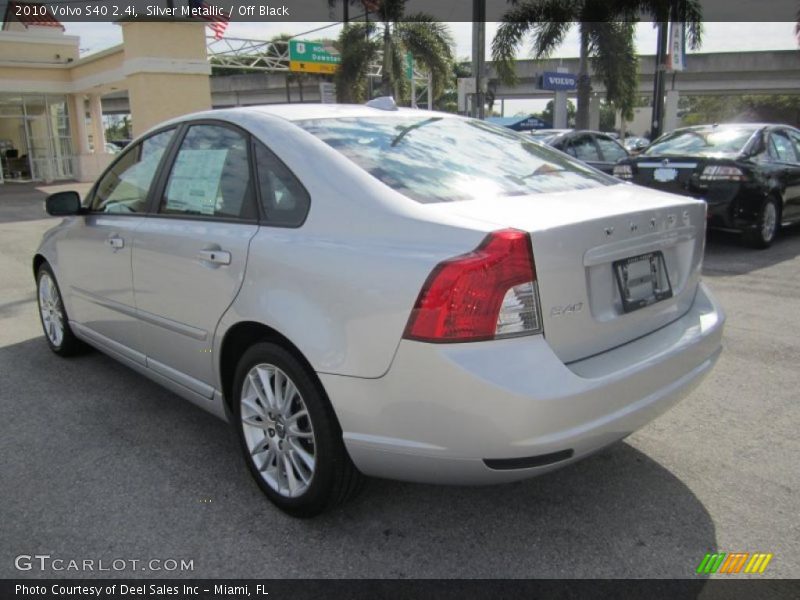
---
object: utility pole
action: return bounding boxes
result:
[365,7,372,99]
[471,0,485,119]
[650,20,669,140]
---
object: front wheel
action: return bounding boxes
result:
[232,342,363,517]
[747,197,780,249]
[36,264,85,356]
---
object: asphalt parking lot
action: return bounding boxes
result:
[1,182,798,579]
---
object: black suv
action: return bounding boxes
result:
[614,124,800,248]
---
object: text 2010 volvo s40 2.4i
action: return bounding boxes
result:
[34,102,725,516]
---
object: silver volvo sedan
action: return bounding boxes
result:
[34,102,725,516]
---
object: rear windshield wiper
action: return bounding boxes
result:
[391,117,442,147]
[519,164,567,180]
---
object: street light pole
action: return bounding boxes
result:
[650,20,669,141]
[471,0,486,119]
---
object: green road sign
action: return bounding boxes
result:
[289,40,341,74]
[405,52,414,80]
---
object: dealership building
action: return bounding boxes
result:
[0,2,212,183]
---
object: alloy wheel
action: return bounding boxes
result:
[240,363,316,498]
[762,201,777,243]
[38,272,64,348]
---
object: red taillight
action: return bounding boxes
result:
[403,229,542,343]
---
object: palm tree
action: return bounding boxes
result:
[333,0,454,104]
[492,0,702,129]
[334,22,381,103]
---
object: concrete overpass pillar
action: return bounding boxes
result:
[553,91,567,128]
[664,90,680,134]
[588,93,601,130]
[552,66,569,128]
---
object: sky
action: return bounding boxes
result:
[63,21,799,114]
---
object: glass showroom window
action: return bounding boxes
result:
[0,93,74,182]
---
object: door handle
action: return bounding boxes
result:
[197,249,231,265]
[107,235,124,249]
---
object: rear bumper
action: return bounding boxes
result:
[320,282,725,484]
[690,186,765,232]
[629,177,765,232]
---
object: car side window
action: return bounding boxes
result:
[786,131,800,164]
[769,131,798,162]
[595,136,627,162]
[569,135,601,161]
[254,140,310,227]
[90,129,175,213]
[160,124,256,220]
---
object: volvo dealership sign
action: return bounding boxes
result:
[540,72,577,91]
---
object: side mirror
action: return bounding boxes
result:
[45,191,82,216]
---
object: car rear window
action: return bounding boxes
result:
[645,128,756,156]
[297,116,612,203]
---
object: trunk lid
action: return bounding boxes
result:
[629,153,741,196]
[432,183,706,363]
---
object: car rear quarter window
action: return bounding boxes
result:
[787,131,800,162]
[90,128,175,213]
[160,124,256,220]
[769,131,798,163]
[254,141,310,227]
[297,116,611,203]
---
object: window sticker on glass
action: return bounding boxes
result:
[165,149,229,215]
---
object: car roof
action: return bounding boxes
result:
[534,129,618,137]
[531,128,572,135]
[228,103,457,122]
[573,130,618,137]
[145,103,467,141]
[671,123,767,133]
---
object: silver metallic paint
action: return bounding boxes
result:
[34,105,726,485]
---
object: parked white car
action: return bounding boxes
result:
[35,102,725,516]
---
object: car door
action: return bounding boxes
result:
[57,127,177,362]
[781,129,800,221]
[565,133,605,172]
[594,134,629,175]
[131,122,259,397]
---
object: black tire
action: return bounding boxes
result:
[36,263,86,356]
[746,197,780,249]
[231,342,363,517]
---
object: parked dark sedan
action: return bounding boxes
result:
[530,129,629,175]
[614,124,800,248]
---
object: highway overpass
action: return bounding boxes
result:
[101,49,800,132]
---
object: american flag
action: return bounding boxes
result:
[362,0,381,13]
[189,0,229,40]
